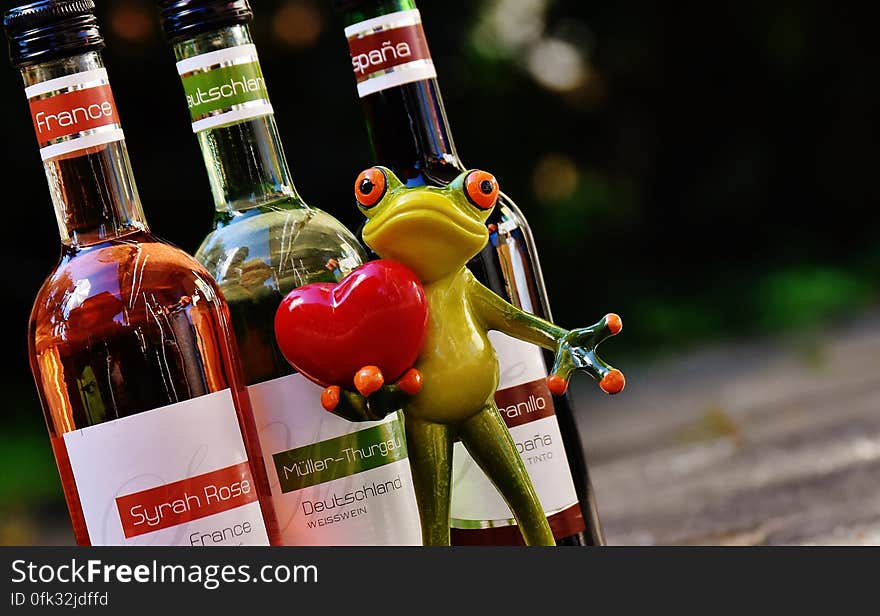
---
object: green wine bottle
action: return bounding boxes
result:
[157,0,422,546]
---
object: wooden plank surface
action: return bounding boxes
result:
[574,313,880,545]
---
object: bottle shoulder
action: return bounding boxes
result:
[196,205,367,299]
[489,192,532,229]
[31,233,225,347]
[39,233,214,291]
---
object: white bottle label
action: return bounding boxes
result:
[249,373,423,546]
[450,332,582,529]
[62,389,270,546]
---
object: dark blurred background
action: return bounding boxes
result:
[2,0,879,545]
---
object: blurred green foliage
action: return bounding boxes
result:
[0,430,60,504]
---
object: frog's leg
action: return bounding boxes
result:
[458,402,555,546]
[405,414,454,546]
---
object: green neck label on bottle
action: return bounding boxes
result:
[345,8,437,98]
[177,43,273,132]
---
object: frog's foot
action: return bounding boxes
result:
[548,313,625,396]
[321,367,423,422]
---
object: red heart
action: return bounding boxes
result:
[274,260,429,388]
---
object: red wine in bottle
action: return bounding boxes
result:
[334,0,604,545]
[6,0,279,546]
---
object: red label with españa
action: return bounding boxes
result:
[25,68,124,161]
[345,9,437,98]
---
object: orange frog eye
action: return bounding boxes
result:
[355,168,387,208]
[465,171,499,210]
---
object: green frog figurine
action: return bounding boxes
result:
[322,166,625,546]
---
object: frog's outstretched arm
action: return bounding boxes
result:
[466,272,625,396]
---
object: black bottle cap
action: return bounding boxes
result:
[157,0,253,41]
[3,0,103,68]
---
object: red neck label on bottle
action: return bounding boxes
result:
[345,8,437,98]
[25,68,125,161]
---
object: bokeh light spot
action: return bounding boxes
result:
[533,154,580,203]
[109,2,155,45]
[273,1,324,49]
[527,38,589,92]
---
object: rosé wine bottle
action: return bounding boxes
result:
[5,0,279,546]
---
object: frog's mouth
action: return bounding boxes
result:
[363,192,487,247]
[363,191,488,282]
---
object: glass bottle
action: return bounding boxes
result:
[6,0,278,545]
[157,0,422,545]
[334,0,604,545]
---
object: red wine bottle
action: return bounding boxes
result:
[333,0,604,545]
[5,0,279,546]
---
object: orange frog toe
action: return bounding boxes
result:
[600,369,626,395]
[397,368,423,396]
[605,313,623,336]
[322,386,341,411]
[547,374,569,396]
[354,366,385,397]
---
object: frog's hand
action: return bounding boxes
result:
[547,313,625,396]
[321,366,423,422]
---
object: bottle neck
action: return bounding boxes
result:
[341,1,462,184]
[21,51,148,247]
[172,24,303,215]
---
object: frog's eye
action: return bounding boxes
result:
[464,171,499,210]
[355,168,387,209]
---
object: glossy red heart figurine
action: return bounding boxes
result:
[274,260,429,389]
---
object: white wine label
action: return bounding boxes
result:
[26,69,125,161]
[450,332,583,531]
[249,373,423,546]
[345,9,437,98]
[177,44,274,132]
[61,389,271,546]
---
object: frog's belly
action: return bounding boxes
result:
[407,351,499,423]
